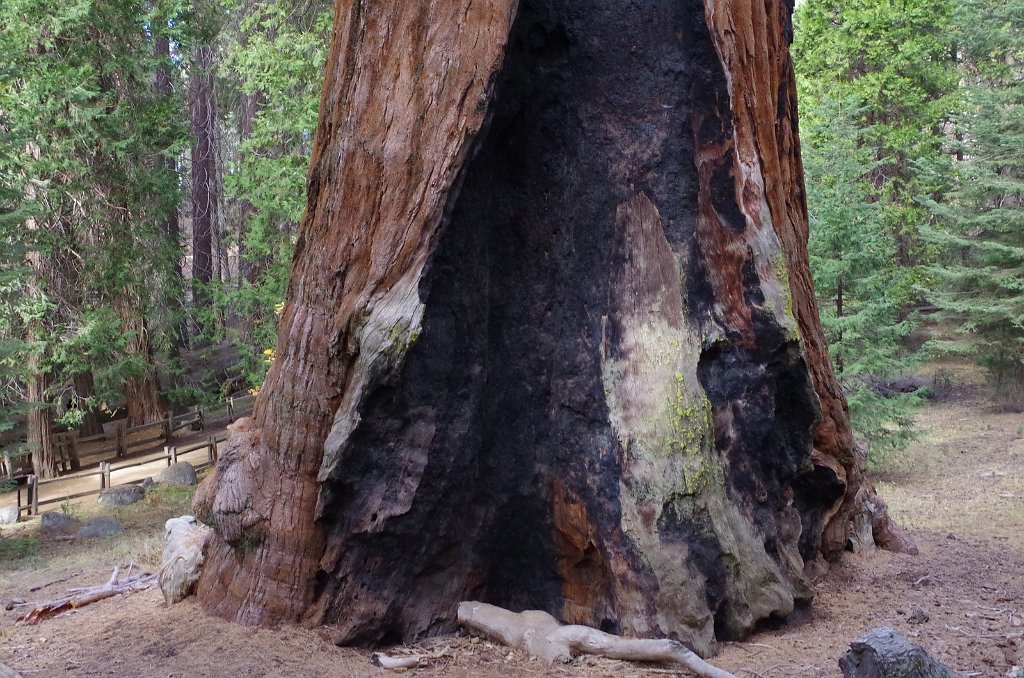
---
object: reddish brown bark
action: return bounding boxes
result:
[699,0,859,558]
[189,42,218,304]
[700,0,912,559]
[27,369,56,479]
[195,0,902,655]
[195,0,518,626]
[119,299,165,427]
[72,371,104,438]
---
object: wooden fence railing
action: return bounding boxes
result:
[1,394,254,480]
[16,434,227,518]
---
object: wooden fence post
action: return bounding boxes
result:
[69,433,81,472]
[171,446,178,465]
[102,462,111,490]
[163,411,173,444]
[116,426,126,458]
[28,474,38,516]
[197,407,205,432]
[228,397,235,423]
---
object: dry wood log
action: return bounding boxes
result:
[458,601,737,678]
[17,566,156,624]
[371,654,425,670]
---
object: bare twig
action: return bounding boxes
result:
[28,572,83,593]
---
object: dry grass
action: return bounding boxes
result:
[872,378,1024,548]
[0,481,198,583]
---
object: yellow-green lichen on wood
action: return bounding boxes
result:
[599,192,802,654]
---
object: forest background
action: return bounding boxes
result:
[0,0,1021,479]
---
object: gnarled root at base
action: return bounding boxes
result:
[457,601,737,678]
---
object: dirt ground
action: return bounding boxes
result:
[1,367,1021,677]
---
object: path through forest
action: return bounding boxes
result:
[0,368,1021,677]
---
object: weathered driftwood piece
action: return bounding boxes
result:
[458,601,736,678]
[838,627,958,678]
[159,515,213,606]
[370,654,427,670]
[17,566,156,624]
[370,649,452,671]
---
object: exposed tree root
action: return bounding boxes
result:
[457,601,737,678]
[17,566,156,624]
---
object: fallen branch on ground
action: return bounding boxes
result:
[17,566,157,624]
[371,654,428,670]
[28,571,84,593]
[457,601,737,678]
[371,645,451,671]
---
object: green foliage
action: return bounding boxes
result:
[794,0,958,455]
[217,0,331,389]
[922,0,1024,408]
[0,536,40,564]
[0,0,189,434]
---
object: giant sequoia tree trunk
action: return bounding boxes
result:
[195,0,902,657]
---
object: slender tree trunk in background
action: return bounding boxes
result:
[189,43,217,310]
[26,365,55,480]
[211,199,225,285]
[835,277,844,375]
[72,371,104,438]
[155,33,188,349]
[237,0,269,286]
[118,298,165,426]
[195,0,907,656]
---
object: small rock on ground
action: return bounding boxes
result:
[155,462,197,486]
[77,516,123,538]
[39,511,80,532]
[839,627,957,677]
[0,505,19,525]
[97,484,146,506]
[907,606,930,624]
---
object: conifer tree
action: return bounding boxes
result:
[926,0,1024,409]
[0,0,188,471]
[793,0,957,456]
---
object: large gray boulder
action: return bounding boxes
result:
[97,484,146,506]
[77,516,123,538]
[0,506,19,525]
[839,627,958,678]
[155,462,197,486]
[39,511,79,532]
